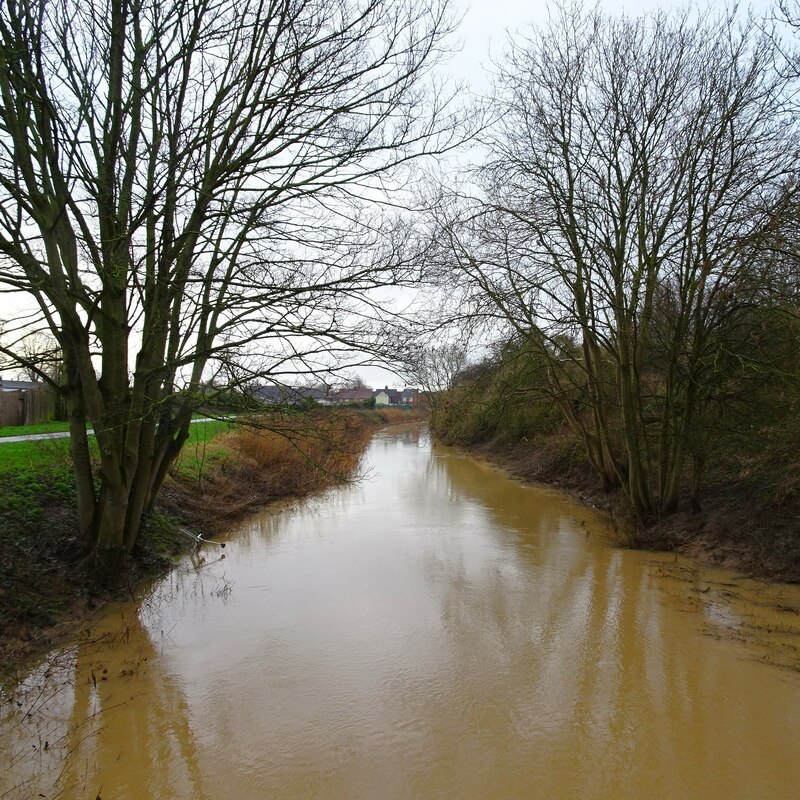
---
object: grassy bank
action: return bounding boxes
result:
[0,406,423,674]
[161,408,378,532]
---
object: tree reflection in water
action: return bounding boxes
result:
[1,599,208,799]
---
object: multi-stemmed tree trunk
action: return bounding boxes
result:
[0,0,464,571]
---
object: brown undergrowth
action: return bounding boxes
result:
[162,408,377,532]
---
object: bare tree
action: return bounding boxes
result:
[0,0,465,570]
[431,3,797,517]
[0,330,61,384]
[338,371,370,391]
[400,340,469,409]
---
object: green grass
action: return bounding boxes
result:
[0,414,228,438]
[0,437,77,473]
[0,464,76,528]
[0,420,75,437]
[0,418,234,474]
[170,419,236,480]
[0,461,82,649]
[185,418,234,443]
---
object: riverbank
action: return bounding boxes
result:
[443,433,800,585]
[0,407,423,677]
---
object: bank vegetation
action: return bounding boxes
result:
[0,0,464,572]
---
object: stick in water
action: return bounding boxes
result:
[178,526,226,548]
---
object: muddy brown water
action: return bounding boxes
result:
[3,426,800,799]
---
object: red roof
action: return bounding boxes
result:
[331,388,374,401]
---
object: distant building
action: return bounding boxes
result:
[399,388,419,406]
[374,386,401,406]
[330,387,374,404]
[0,377,43,392]
[251,384,328,406]
[310,384,420,407]
[373,386,419,406]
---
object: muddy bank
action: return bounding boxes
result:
[0,408,423,676]
[443,436,800,585]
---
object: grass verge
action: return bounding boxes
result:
[0,420,75,437]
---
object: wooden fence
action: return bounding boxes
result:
[0,389,54,427]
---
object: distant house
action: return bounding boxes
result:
[251,384,328,406]
[374,386,401,406]
[330,387,374,404]
[373,386,419,407]
[326,385,420,407]
[399,388,419,406]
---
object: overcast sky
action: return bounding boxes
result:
[448,0,777,85]
[0,0,784,391]
[363,0,781,388]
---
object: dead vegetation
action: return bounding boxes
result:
[163,408,377,531]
